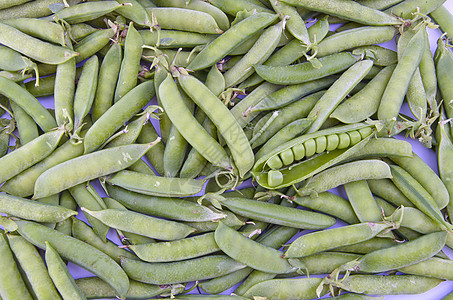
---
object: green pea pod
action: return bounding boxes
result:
[13,220,130,299]
[385,0,446,19]
[9,100,39,145]
[0,128,64,184]
[74,28,115,63]
[1,17,66,45]
[208,0,273,16]
[187,12,278,71]
[254,52,361,85]
[0,0,32,10]
[139,29,217,48]
[280,0,400,25]
[50,1,123,24]
[435,36,453,121]
[116,0,152,27]
[33,142,160,199]
[438,122,453,221]
[243,278,328,300]
[431,5,453,41]
[106,170,205,197]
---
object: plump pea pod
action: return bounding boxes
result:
[159,74,231,170]
[388,206,441,235]
[0,76,56,131]
[45,241,87,300]
[293,191,359,224]
[178,72,254,177]
[128,232,219,263]
[7,235,62,300]
[208,0,272,16]
[438,123,453,220]
[340,231,447,273]
[270,0,309,45]
[187,12,278,71]
[54,38,76,129]
[75,277,174,300]
[385,0,446,19]
[352,45,397,67]
[345,180,384,223]
[285,222,392,259]
[1,17,65,45]
[251,76,336,112]
[223,19,283,88]
[431,5,453,40]
[0,0,31,10]
[49,1,122,24]
[0,193,76,223]
[296,159,392,196]
[9,100,38,145]
[116,0,151,27]
[391,152,449,209]
[82,207,195,241]
[368,178,414,207]
[281,0,400,25]
[317,26,397,57]
[332,237,399,255]
[105,110,149,149]
[218,197,336,229]
[73,55,98,130]
[398,257,453,281]
[84,80,155,154]
[215,221,294,274]
[306,60,373,133]
[331,64,395,124]
[33,142,159,199]
[0,0,61,19]
[106,170,205,197]
[1,137,84,197]
[121,255,246,285]
[92,43,122,121]
[254,52,361,85]
[198,268,255,295]
[0,231,33,299]
[13,220,130,299]
[140,29,217,48]
[0,23,78,64]
[107,183,224,222]
[74,28,115,63]
[377,25,426,122]
[67,23,97,41]
[0,129,64,184]
[330,274,443,295]
[435,36,453,121]
[114,23,142,103]
[147,7,223,34]
[243,277,328,300]
[153,0,230,31]
[71,217,136,264]
[0,44,36,74]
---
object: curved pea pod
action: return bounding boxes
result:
[128,232,219,263]
[44,241,87,300]
[345,137,413,161]
[82,207,195,241]
[398,257,453,281]
[84,80,155,154]
[330,64,395,124]
[0,45,37,74]
[0,129,64,184]
[243,277,328,300]
[106,184,224,222]
[390,164,452,231]
[0,76,56,132]
[49,1,123,24]
[435,36,453,121]
[385,0,446,19]
[391,152,449,209]
[178,72,254,177]
[317,26,397,57]
[13,220,130,299]
[0,23,78,64]
[0,231,33,299]
[121,255,246,285]
[280,0,400,25]
[187,12,278,71]
[252,124,375,189]
[1,17,65,45]
[0,193,76,223]
[438,123,453,220]
[219,197,336,229]
[75,277,174,300]
[340,231,447,274]
[296,159,392,196]
[215,222,294,274]
[254,52,361,85]
[106,170,205,197]
[330,274,443,295]
[33,142,160,199]
[74,28,115,63]
[285,222,393,259]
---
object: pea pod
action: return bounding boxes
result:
[243,278,328,300]
[50,1,123,24]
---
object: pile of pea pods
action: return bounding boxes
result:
[1,0,453,299]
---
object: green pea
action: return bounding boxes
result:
[304,138,316,156]
[268,169,284,187]
[267,155,283,170]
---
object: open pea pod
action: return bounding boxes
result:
[252,123,375,189]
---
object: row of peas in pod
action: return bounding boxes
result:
[1,0,453,299]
